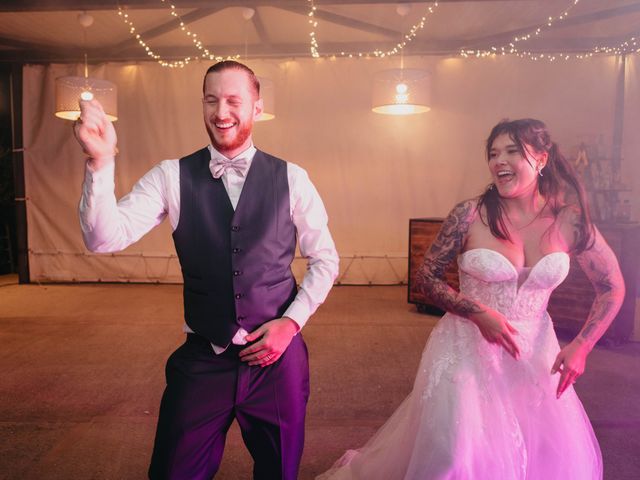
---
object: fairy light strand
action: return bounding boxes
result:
[468,32,639,62]
[594,35,639,55]
[117,0,637,65]
[117,3,239,68]
[459,0,640,61]
[308,1,440,59]
[160,0,224,62]
[460,0,580,60]
[308,0,319,58]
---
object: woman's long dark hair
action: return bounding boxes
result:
[477,118,595,253]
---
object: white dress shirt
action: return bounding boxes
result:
[79,144,339,353]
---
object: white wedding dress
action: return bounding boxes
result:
[318,248,602,480]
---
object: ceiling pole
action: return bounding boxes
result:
[9,63,29,283]
[0,1,524,13]
[279,6,401,38]
[611,54,626,169]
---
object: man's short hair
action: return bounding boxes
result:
[203,61,260,98]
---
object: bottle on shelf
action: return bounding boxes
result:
[619,200,632,222]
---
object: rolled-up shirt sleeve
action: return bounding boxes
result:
[284,163,339,329]
[78,160,171,252]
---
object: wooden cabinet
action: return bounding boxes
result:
[408,218,639,343]
[408,219,458,316]
[549,223,640,342]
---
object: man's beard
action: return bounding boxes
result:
[207,120,253,157]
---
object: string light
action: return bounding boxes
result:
[594,35,639,55]
[117,0,637,65]
[160,0,226,62]
[308,0,319,58]
[461,0,581,60]
[117,3,239,68]
[465,31,639,62]
[460,0,639,61]
[308,1,440,59]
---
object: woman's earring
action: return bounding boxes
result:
[538,166,544,177]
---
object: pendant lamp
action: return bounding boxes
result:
[54,12,118,121]
[372,5,430,116]
[372,68,431,115]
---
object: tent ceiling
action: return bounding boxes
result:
[0,0,638,63]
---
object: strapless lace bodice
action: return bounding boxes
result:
[458,248,570,322]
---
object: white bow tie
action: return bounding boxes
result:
[211,156,249,179]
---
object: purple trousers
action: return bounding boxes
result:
[148,333,310,480]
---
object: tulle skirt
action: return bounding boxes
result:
[317,313,602,480]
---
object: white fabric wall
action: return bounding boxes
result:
[23,55,636,284]
[622,55,640,222]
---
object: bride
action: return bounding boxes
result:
[318,119,625,480]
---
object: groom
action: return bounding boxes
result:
[75,60,339,479]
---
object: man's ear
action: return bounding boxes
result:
[254,98,264,121]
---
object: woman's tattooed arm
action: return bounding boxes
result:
[416,200,485,319]
[574,227,625,348]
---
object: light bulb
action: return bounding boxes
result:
[396,4,411,17]
[242,7,255,20]
[394,83,409,104]
[395,83,408,94]
[77,12,94,28]
[80,91,94,101]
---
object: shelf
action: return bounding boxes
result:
[592,188,632,193]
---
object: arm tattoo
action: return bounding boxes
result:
[575,235,625,347]
[416,201,485,319]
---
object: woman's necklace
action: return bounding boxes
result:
[506,199,549,231]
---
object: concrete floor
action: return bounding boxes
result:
[1,280,639,479]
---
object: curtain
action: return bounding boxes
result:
[23,55,634,284]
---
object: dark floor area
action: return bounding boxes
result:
[1,281,639,479]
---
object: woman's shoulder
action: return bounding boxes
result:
[441,198,481,235]
[447,198,480,219]
[554,202,580,220]
[552,203,594,252]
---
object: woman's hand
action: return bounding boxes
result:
[551,339,591,399]
[471,308,520,359]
